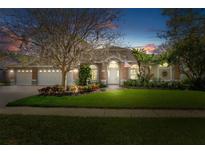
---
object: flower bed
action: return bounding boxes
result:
[38,83,107,96]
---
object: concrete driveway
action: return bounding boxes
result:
[0,86,42,108]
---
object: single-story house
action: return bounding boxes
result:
[2,47,181,86]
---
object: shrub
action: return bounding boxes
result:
[98,82,107,88]
[123,79,186,90]
[69,85,79,93]
[78,65,91,86]
[38,85,65,96]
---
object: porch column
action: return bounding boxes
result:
[120,62,128,85]
[99,63,107,84]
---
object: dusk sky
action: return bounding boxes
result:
[0,8,168,52]
[117,8,168,47]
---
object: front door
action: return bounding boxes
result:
[108,61,119,84]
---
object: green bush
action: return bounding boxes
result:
[98,82,107,88]
[78,65,91,86]
[123,79,187,90]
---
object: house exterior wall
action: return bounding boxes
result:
[6,63,181,86]
[119,62,128,84]
[99,63,107,84]
[32,67,38,85]
[0,69,6,82]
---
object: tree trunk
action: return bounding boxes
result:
[61,68,67,91]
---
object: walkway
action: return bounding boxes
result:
[1,107,205,117]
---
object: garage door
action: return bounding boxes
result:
[67,71,74,85]
[16,70,32,85]
[38,69,62,85]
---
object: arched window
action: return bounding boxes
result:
[108,61,119,69]
[159,62,169,67]
[129,64,139,79]
[90,65,98,82]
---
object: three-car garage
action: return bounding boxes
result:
[14,68,74,86]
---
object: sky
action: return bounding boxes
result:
[0,8,168,52]
[117,8,168,48]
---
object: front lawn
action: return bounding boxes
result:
[7,89,205,109]
[1,114,205,144]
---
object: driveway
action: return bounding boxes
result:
[0,86,42,107]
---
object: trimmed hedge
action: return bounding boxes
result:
[123,79,188,90]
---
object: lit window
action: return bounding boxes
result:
[90,65,98,81]
[160,63,169,67]
[129,65,139,79]
[108,61,119,69]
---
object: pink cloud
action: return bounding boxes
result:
[143,44,157,54]
[0,31,21,52]
[96,21,118,30]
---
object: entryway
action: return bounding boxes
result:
[108,60,119,84]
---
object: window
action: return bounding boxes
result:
[160,62,168,67]
[129,65,139,79]
[90,65,98,81]
[108,61,119,69]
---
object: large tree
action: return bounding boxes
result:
[160,9,205,89]
[0,9,120,89]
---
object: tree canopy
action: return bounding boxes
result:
[0,9,120,88]
[161,9,205,89]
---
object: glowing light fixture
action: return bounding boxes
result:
[73,69,78,73]
[10,69,14,73]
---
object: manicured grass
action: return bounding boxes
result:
[7,89,205,109]
[1,114,205,144]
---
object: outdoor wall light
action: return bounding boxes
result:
[10,69,14,73]
[39,70,42,72]
[52,70,55,72]
[22,70,24,72]
[73,69,78,73]
[44,70,47,72]
[48,70,51,72]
